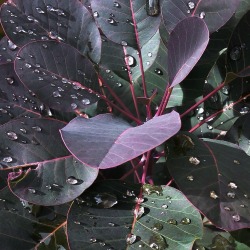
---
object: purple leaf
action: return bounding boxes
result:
[60,111,181,169]
[14,41,100,112]
[168,17,209,87]
[8,156,98,206]
[161,0,240,33]
[91,0,161,47]
[0,0,101,62]
[166,132,250,231]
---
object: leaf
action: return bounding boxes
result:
[0,187,68,249]
[225,113,250,155]
[0,0,101,62]
[67,180,202,250]
[91,0,161,47]
[14,41,100,112]
[161,0,240,33]
[0,63,42,125]
[0,36,19,64]
[0,117,98,205]
[166,132,250,231]
[8,155,98,206]
[168,17,209,87]
[60,111,181,169]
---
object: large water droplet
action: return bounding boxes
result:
[221,86,230,95]
[230,46,241,61]
[126,234,136,245]
[188,1,195,9]
[228,182,237,189]
[126,55,136,67]
[7,40,17,50]
[232,214,240,222]
[149,234,167,249]
[6,131,18,140]
[66,176,79,185]
[227,191,236,199]
[93,11,99,17]
[210,191,219,199]
[199,12,206,19]
[189,156,200,165]
[2,156,13,163]
[181,218,191,225]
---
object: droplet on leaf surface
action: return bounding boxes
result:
[66,176,79,185]
[181,218,191,225]
[6,131,18,140]
[210,191,219,199]
[230,46,242,61]
[189,156,200,165]
[126,234,136,245]
[93,193,118,208]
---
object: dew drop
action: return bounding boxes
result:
[16,26,26,33]
[224,206,231,211]
[240,106,249,115]
[116,82,122,87]
[2,156,13,163]
[25,63,32,68]
[149,234,167,249]
[5,77,14,85]
[230,46,241,61]
[152,222,163,231]
[181,218,191,225]
[28,188,36,194]
[148,52,152,57]
[32,126,42,132]
[167,219,177,225]
[53,91,62,98]
[94,193,118,208]
[121,40,128,46]
[143,184,163,196]
[108,17,117,25]
[19,128,27,134]
[66,176,79,185]
[71,103,78,110]
[188,1,195,9]
[126,234,136,245]
[228,182,237,189]
[36,7,45,14]
[187,175,194,181]
[221,86,230,95]
[189,156,200,165]
[126,55,136,67]
[233,160,240,165]
[89,238,97,243]
[210,191,219,199]
[93,11,99,17]
[232,214,240,222]
[6,131,18,140]
[113,2,120,8]
[154,68,163,75]
[7,40,17,50]
[161,204,168,209]
[81,98,90,105]
[227,191,236,199]
[199,12,206,19]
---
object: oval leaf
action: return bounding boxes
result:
[168,17,209,87]
[14,41,100,112]
[0,0,101,62]
[60,111,181,169]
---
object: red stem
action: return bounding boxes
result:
[120,160,145,181]
[141,151,152,184]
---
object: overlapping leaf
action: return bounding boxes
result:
[0,0,101,62]
[161,0,240,33]
[166,132,250,231]
[60,111,181,169]
[67,180,202,250]
[0,117,98,205]
[168,17,209,87]
[14,41,100,112]
[91,0,161,48]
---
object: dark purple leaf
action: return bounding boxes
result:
[91,0,161,47]
[168,17,209,87]
[60,111,181,169]
[0,63,42,125]
[166,132,250,231]
[0,37,19,64]
[8,155,98,206]
[67,180,202,250]
[0,187,68,249]
[14,41,100,112]
[161,0,240,33]
[0,0,101,62]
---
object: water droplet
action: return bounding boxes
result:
[121,40,128,46]
[240,106,249,115]
[16,26,26,33]
[224,206,231,211]
[188,1,195,9]
[232,214,240,222]
[53,91,62,98]
[189,156,200,165]
[227,191,236,199]
[154,68,163,75]
[146,0,160,16]
[116,82,122,87]
[89,238,97,243]
[228,182,237,189]
[199,12,205,19]
[149,234,167,249]
[221,86,230,95]
[94,193,118,208]
[42,44,48,49]
[108,17,117,25]
[71,103,78,110]
[66,176,79,185]
[181,218,191,225]
[126,234,136,245]
[32,126,42,132]
[36,7,45,14]
[5,77,14,85]
[148,52,152,57]
[6,131,18,140]
[113,2,120,7]
[142,184,163,196]
[187,175,194,181]
[230,46,241,61]
[126,55,136,67]
[210,191,219,199]
[244,194,248,198]
[152,223,163,231]
[28,188,36,194]
[210,93,219,103]
[81,98,90,105]
[93,11,99,17]
[167,219,177,225]
[2,156,13,163]
[240,204,246,208]
[161,204,168,209]
[25,63,32,68]
[233,160,240,165]
[7,40,17,50]
[19,128,27,134]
